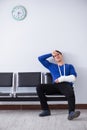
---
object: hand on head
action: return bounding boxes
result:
[52,50,58,57]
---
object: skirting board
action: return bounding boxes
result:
[0,104,87,110]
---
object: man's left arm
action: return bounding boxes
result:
[58,75,76,83]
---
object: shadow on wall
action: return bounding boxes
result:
[75,67,87,91]
[74,67,87,103]
[63,52,78,65]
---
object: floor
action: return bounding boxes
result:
[0,109,87,130]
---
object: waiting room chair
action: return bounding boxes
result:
[15,72,42,97]
[0,72,14,97]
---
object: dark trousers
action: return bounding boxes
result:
[36,82,75,114]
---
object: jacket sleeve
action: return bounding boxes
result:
[38,53,52,69]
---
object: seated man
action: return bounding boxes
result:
[36,50,80,120]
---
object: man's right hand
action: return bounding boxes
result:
[52,50,58,57]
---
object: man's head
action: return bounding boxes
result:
[52,50,63,64]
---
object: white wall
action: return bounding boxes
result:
[0,0,87,103]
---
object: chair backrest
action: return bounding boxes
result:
[45,72,53,84]
[0,73,13,87]
[17,72,42,87]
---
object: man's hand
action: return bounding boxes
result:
[54,78,59,83]
[52,50,58,57]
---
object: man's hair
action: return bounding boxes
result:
[55,50,62,55]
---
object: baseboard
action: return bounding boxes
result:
[0,104,87,110]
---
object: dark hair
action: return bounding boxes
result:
[55,50,62,55]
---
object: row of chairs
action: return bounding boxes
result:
[0,72,42,96]
[0,72,67,102]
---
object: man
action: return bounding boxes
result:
[36,50,80,120]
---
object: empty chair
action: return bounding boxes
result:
[15,72,42,97]
[0,72,14,97]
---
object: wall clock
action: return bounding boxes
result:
[12,5,27,21]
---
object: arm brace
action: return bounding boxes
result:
[58,75,76,83]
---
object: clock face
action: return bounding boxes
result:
[12,5,27,21]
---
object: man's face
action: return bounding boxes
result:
[53,52,63,63]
